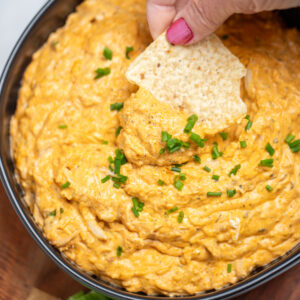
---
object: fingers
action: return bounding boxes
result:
[166,0,300,45]
[147,0,177,39]
[167,0,237,45]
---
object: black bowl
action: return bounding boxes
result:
[0,1,299,299]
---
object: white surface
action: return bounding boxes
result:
[0,0,47,73]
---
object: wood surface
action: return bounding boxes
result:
[0,181,299,300]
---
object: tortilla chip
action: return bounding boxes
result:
[126,33,247,132]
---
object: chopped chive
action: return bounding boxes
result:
[227,189,236,198]
[207,192,222,197]
[117,246,123,257]
[131,197,144,217]
[190,132,205,148]
[193,155,201,163]
[245,115,252,131]
[60,207,64,214]
[240,141,247,148]
[265,143,275,156]
[108,156,114,164]
[101,175,111,183]
[219,132,228,141]
[94,67,110,79]
[177,211,184,223]
[212,142,223,160]
[110,102,124,111]
[166,206,178,215]
[159,148,166,155]
[203,166,211,173]
[259,159,274,168]
[48,209,56,217]
[229,164,241,177]
[158,179,165,186]
[174,179,184,191]
[212,175,220,181]
[103,47,113,60]
[184,114,198,133]
[171,167,181,173]
[115,126,122,137]
[112,174,128,184]
[221,34,229,40]
[113,183,120,189]
[126,46,134,59]
[58,124,67,129]
[266,185,273,192]
[227,263,232,273]
[175,162,187,168]
[289,139,300,153]
[61,181,71,189]
[161,131,171,142]
[290,144,300,153]
[285,134,295,144]
[179,173,186,181]
[101,140,109,145]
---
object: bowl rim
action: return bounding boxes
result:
[0,1,299,299]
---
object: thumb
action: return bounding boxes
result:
[166,0,300,45]
[166,0,234,45]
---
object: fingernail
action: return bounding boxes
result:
[166,18,193,45]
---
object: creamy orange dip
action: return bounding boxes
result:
[11,0,300,296]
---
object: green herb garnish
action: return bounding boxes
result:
[193,155,201,163]
[227,263,232,273]
[94,67,110,79]
[240,141,247,148]
[61,181,71,189]
[117,246,123,257]
[126,46,134,59]
[103,47,113,60]
[266,185,273,192]
[113,183,120,189]
[207,192,222,197]
[101,175,111,183]
[110,102,124,111]
[229,164,241,177]
[115,126,122,137]
[174,179,184,191]
[161,131,190,153]
[245,115,252,131]
[227,189,236,198]
[58,124,67,129]
[211,142,223,160]
[190,132,205,148]
[48,210,56,217]
[219,132,228,141]
[265,143,275,156]
[171,167,181,173]
[113,149,127,175]
[177,211,184,223]
[158,179,165,186]
[212,175,220,181]
[60,208,64,214]
[101,140,109,145]
[166,206,178,215]
[285,134,295,144]
[131,197,144,217]
[184,114,198,133]
[203,166,211,173]
[259,159,274,168]
[289,139,300,153]
[159,148,165,155]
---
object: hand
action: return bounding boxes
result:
[147,0,300,45]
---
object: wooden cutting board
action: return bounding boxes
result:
[0,181,299,300]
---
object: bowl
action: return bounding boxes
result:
[0,1,299,299]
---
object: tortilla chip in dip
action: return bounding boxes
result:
[126,33,247,132]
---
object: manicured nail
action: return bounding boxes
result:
[166,18,193,45]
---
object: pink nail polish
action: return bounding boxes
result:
[166,18,193,45]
